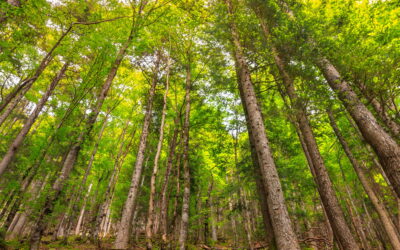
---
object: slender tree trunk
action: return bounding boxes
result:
[113,52,160,249]
[28,21,135,250]
[74,183,93,235]
[171,145,183,243]
[145,57,170,249]
[178,55,192,250]
[93,119,135,242]
[210,195,218,243]
[224,1,300,248]
[0,27,72,113]
[315,57,400,198]
[240,188,254,250]
[6,173,49,240]
[0,63,68,176]
[0,86,27,127]
[227,182,238,246]
[328,110,400,249]
[159,116,180,242]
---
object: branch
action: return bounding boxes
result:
[72,15,133,26]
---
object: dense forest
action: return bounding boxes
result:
[0,0,399,249]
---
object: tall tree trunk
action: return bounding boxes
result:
[74,183,93,235]
[0,63,68,176]
[328,110,400,249]
[254,9,359,249]
[145,57,170,248]
[171,144,183,243]
[159,116,180,242]
[28,21,135,250]
[178,55,192,250]
[315,57,400,198]
[224,1,300,248]
[113,52,160,249]
[59,111,111,241]
[93,118,136,242]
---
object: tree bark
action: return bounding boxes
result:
[224,1,300,248]
[0,86,28,127]
[254,9,360,249]
[178,55,192,250]
[315,57,400,199]
[356,80,400,137]
[113,52,160,249]
[159,116,180,242]
[328,109,400,249]
[74,183,93,235]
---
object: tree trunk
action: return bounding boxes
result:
[0,86,27,127]
[113,52,160,249]
[240,188,254,250]
[254,10,359,249]
[74,183,93,235]
[0,62,68,176]
[159,116,180,242]
[28,22,135,250]
[224,1,300,248]
[178,55,192,250]
[316,57,400,198]
[93,118,136,242]
[328,109,400,249]
[0,27,72,113]
[356,80,400,137]
[145,57,170,249]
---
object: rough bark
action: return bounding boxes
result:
[0,62,68,176]
[178,56,192,250]
[224,1,300,248]
[254,10,359,249]
[328,110,400,249]
[113,53,160,249]
[356,80,400,137]
[315,57,400,198]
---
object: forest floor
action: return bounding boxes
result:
[4,236,267,249]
